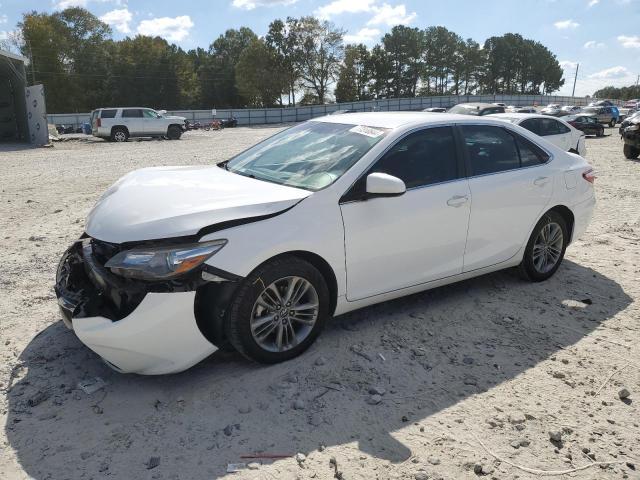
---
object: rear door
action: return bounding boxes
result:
[460,125,553,271]
[121,108,144,134]
[539,118,570,151]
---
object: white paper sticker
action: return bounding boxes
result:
[349,125,384,138]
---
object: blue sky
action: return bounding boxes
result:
[1,0,639,96]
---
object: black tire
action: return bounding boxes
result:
[225,256,330,363]
[518,211,568,282]
[111,127,128,142]
[609,118,616,128]
[597,128,604,137]
[623,144,640,159]
[167,125,182,140]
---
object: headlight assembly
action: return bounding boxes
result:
[105,240,227,281]
[625,124,639,131]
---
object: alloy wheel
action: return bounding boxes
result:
[532,222,563,274]
[250,276,319,353]
[114,131,126,142]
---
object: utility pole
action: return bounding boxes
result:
[27,40,35,85]
[571,63,579,98]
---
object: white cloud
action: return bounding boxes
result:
[55,0,87,7]
[367,3,416,26]
[344,27,380,44]
[136,15,193,42]
[0,30,7,41]
[588,66,631,79]
[588,0,599,7]
[618,35,640,48]
[554,19,579,29]
[100,8,132,34]
[583,40,604,48]
[232,0,298,9]
[315,0,376,19]
[559,60,578,70]
[0,14,7,24]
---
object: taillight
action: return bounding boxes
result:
[97,118,101,127]
[582,169,596,184]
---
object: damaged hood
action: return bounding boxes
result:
[86,165,310,243]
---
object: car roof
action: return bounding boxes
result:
[313,111,519,129]
[452,102,497,108]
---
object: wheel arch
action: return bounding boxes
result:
[281,250,338,316]
[110,125,129,136]
[546,205,575,243]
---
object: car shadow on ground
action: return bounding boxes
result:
[4,260,632,479]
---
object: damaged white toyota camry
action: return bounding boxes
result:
[55,113,595,374]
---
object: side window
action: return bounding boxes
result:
[100,109,117,118]
[143,109,158,118]
[540,118,560,136]
[122,109,143,118]
[557,121,571,134]
[369,127,459,189]
[520,118,541,135]
[511,131,550,167]
[460,125,520,175]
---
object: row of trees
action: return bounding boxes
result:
[13,7,565,112]
[593,84,640,101]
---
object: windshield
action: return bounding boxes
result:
[583,107,598,114]
[226,121,389,191]
[449,105,480,115]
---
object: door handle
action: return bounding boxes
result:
[533,176,550,187]
[447,195,469,207]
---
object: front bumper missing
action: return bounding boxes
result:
[54,238,229,374]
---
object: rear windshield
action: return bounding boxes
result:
[100,109,117,118]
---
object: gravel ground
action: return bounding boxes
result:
[1,126,639,480]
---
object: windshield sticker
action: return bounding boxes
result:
[349,125,384,138]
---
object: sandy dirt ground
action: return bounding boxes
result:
[1,127,639,480]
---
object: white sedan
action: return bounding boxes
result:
[55,113,595,374]
[492,113,586,157]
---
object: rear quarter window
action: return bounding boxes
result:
[100,109,117,119]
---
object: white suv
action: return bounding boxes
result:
[91,107,187,142]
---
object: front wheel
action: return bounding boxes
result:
[519,211,568,282]
[623,144,640,159]
[167,125,182,140]
[225,256,329,363]
[609,118,616,128]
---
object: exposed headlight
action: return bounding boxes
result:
[105,240,227,281]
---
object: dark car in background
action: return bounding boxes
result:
[448,102,505,116]
[564,115,605,137]
[622,113,640,159]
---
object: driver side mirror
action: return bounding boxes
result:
[366,172,406,198]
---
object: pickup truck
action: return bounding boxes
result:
[91,107,187,142]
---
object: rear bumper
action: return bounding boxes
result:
[571,194,596,243]
[55,240,217,374]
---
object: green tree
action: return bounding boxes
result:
[382,26,423,97]
[235,39,286,107]
[593,85,640,100]
[293,16,344,103]
[334,44,372,102]
[266,18,302,106]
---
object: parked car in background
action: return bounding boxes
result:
[541,104,562,116]
[54,112,595,374]
[220,116,238,128]
[561,105,582,115]
[492,102,506,107]
[423,107,447,112]
[564,115,605,137]
[448,103,505,116]
[622,113,640,159]
[492,113,586,156]
[512,106,538,113]
[619,110,640,135]
[91,107,187,142]
[617,107,636,123]
[589,100,615,107]
[55,124,75,134]
[581,106,619,127]
[623,99,639,109]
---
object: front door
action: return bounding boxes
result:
[340,126,471,301]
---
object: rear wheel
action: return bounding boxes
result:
[167,125,182,140]
[623,144,640,159]
[225,256,329,363]
[519,211,568,282]
[111,127,128,142]
[596,127,604,137]
[609,118,616,127]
